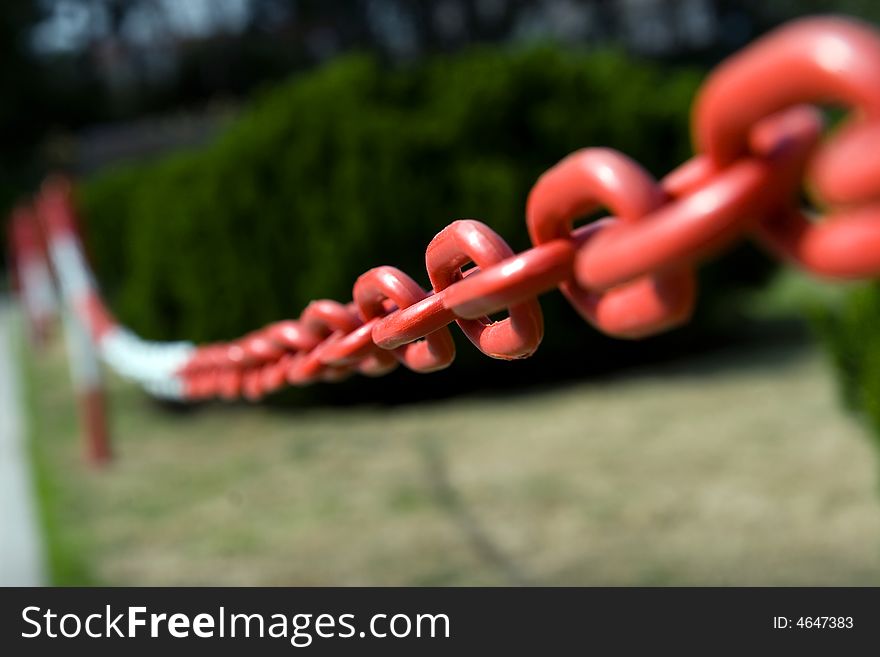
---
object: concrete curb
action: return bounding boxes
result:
[0,299,47,586]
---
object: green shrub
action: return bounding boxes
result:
[79,46,776,402]
[812,283,880,447]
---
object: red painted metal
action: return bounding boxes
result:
[424,220,544,360]
[694,17,880,278]
[526,147,695,338]
[354,266,456,373]
[80,388,111,465]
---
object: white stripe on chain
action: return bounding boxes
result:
[48,234,194,400]
[98,327,194,400]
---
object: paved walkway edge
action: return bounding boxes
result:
[0,300,47,586]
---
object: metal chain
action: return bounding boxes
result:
[12,16,880,403]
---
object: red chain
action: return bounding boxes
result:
[36,16,880,402]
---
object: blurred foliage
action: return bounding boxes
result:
[812,284,880,447]
[79,46,776,401]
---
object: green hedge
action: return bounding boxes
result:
[79,47,776,402]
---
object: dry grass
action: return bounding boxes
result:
[25,334,880,585]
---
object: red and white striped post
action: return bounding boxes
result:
[36,178,112,465]
[7,206,57,346]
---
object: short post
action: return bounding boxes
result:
[36,178,112,465]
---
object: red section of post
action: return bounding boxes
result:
[80,388,112,465]
[8,206,55,345]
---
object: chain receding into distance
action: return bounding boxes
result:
[10,16,880,404]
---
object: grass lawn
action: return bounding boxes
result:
[23,331,880,585]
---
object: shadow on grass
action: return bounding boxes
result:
[417,434,535,586]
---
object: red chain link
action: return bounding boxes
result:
[51,16,880,402]
[695,16,880,278]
